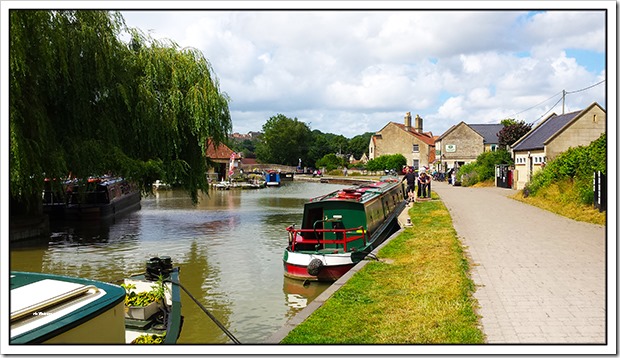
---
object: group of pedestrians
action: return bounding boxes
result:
[402,166,431,203]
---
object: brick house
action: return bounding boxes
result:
[511,102,606,190]
[368,112,435,169]
[435,122,504,172]
[205,139,241,182]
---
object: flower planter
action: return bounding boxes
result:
[125,301,160,320]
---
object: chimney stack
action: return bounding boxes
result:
[415,114,423,133]
[404,112,412,131]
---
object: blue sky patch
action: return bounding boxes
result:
[565,49,605,73]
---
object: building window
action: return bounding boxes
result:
[490,144,497,152]
[412,144,419,153]
[413,159,419,169]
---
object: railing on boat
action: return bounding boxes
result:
[286,225,368,253]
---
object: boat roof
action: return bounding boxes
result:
[10,271,125,344]
[309,178,402,204]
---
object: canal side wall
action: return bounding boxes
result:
[9,215,49,242]
[265,207,411,343]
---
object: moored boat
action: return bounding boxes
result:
[265,171,281,186]
[282,177,406,281]
[123,257,183,344]
[43,176,141,221]
[280,172,295,182]
[10,257,182,344]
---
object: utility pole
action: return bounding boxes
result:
[562,89,566,114]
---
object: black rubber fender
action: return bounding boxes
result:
[307,258,323,276]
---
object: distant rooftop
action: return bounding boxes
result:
[468,123,505,145]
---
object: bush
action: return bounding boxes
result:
[456,149,512,186]
[461,170,480,187]
[526,133,605,205]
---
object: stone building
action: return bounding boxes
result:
[435,122,504,172]
[368,112,435,169]
[511,102,606,190]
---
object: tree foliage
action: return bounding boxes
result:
[348,132,374,160]
[10,10,231,211]
[230,138,259,159]
[231,126,372,168]
[304,130,349,168]
[316,153,346,171]
[255,114,312,166]
[498,119,532,148]
[366,154,407,173]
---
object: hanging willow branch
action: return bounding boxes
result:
[9,10,232,212]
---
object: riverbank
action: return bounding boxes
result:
[274,191,484,344]
[294,174,382,185]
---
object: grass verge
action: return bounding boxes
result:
[511,180,606,226]
[280,192,484,344]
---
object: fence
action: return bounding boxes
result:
[593,171,606,212]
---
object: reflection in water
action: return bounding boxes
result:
[9,181,344,343]
[282,278,331,320]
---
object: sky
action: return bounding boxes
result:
[117,4,610,139]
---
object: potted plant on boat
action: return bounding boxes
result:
[121,276,167,320]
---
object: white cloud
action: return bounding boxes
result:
[120,9,609,138]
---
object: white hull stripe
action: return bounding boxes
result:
[285,251,354,266]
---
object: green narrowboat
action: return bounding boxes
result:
[283,177,406,281]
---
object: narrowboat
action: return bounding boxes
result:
[265,171,281,186]
[10,257,182,344]
[43,176,141,221]
[283,177,406,281]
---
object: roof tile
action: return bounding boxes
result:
[512,110,581,151]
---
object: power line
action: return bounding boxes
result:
[531,96,564,125]
[510,91,563,117]
[566,79,605,94]
[511,79,605,122]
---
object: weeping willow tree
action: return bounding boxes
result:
[10,10,231,214]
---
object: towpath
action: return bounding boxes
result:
[431,181,607,344]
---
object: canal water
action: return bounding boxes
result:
[9,181,344,344]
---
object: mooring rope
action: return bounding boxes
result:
[164,279,242,344]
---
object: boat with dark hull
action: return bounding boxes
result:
[280,172,295,182]
[283,177,406,281]
[43,176,141,221]
[10,257,182,344]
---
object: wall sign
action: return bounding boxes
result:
[445,144,456,153]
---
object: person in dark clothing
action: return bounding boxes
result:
[417,169,431,198]
[403,166,416,203]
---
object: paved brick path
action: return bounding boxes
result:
[432,181,607,344]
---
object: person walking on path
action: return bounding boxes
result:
[432,181,606,344]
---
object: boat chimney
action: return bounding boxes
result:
[414,114,423,133]
[404,112,412,131]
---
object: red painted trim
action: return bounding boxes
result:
[283,262,355,282]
